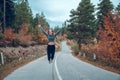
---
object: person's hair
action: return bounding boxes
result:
[48,29,54,35]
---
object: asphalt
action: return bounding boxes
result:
[4,41,120,80]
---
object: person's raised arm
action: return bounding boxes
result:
[55,29,61,36]
[38,25,48,36]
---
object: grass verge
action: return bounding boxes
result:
[76,55,120,74]
[67,40,120,74]
[0,53,45,80]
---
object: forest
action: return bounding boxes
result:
[0,0,50,47]
[66,0,120,70]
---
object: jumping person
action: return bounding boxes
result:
[38,25,61,63]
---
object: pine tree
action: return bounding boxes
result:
[32,12,49,35]
[61,21,67,35]
[33,12,49,27]
[116,3,120,16]
[0,0,15,33]
[67,0,96,48]
[14,0,33,31]
[97,0,113,28]
[67,9,78,40]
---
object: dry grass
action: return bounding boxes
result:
[0,53,45,80]
[67,40,79,55]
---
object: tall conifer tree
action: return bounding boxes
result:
[67,0,96,47]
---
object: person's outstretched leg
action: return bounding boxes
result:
[47,45,51,62]
[51,45,55,61]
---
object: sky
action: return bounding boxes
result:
[29,0,120,28]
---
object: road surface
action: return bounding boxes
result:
[4,41,120,80]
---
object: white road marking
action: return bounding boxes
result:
[54,53,63,80]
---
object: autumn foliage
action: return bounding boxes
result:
[4,28,15,41]
[0,23,47,47]
[17,23,32,46]
[79,13,120,69]
[95,13,120,67]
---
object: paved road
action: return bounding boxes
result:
[4,41,120,80]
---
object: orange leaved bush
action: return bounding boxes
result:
[80,13,120,69]
[4,28,16,41]
[18,23,32,46]
[95,13,120,68]
[1,23,48,47]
